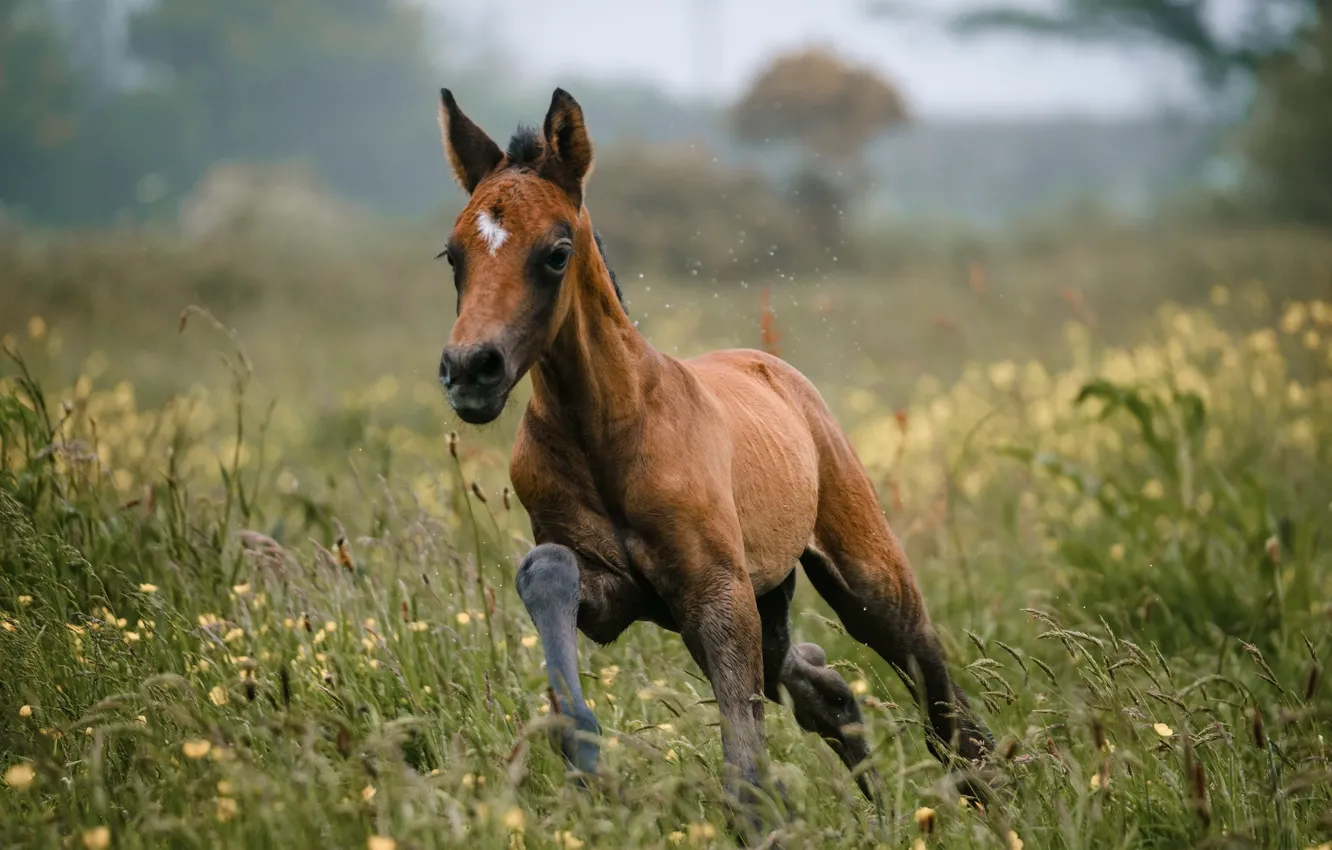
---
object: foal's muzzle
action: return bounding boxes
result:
[439,343,509,424]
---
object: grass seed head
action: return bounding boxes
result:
[1251,707,1267,750]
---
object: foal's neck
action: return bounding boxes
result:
[529,225,660,443]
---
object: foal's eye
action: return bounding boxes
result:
[546,244,572,273]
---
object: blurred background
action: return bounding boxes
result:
[2,0,1331,443]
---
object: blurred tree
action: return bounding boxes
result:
[125,0,448,213]
[869,0,1332,227]
[0,0,83,219]
[866,0,1317,91]
[729,46,909,252]
[1244,5,1332,224]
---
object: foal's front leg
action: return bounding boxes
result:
[516,543,605,775]
[676,572,773,839]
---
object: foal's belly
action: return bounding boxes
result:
[689,352,821,597]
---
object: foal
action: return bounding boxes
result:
[435,87,994,827]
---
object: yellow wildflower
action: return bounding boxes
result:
[555,831,585,850]
[216,796,239,822]
[687,822,716,843]
[136,715,147,726]
[2,620,15,632]
[914,807,936,833]
[139,583,158,593]
[27,316,47,340]
[368,838,397,850]
[1141,479,1165,500]
[1280,302,1307,334]
[17,595,32,606]
[1109,543,1125,562]
[520,634,537,647]
[217,780,234,795]
[456,612,471,625]
[4,763,36,790]
[18,705,32,718]
[81,826,110,850]
[409,621,429,632]
[1008,830,1024,850]
[1153,723,1174,738]
[182,740,212,759]
[223,628,244,643]
[1090,773,1102,790]
[361,784,376,802]
[849,678,869,695]
[209,685,229,706]
[668,831,686,845]
[232,583,252,597]
[503,806,525,831]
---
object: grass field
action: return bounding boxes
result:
[2,220,1331,849]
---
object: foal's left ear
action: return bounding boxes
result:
[541,88,594,204]
[439,88,504,194]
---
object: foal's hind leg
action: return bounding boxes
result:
[517,543,649,777]
[799,546,994,766]
[757,570,882,806]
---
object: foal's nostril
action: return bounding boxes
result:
[438,353,455,389]
[471,346,505,387]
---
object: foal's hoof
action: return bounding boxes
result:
[948,760,1004,810]
[724,779,791,849]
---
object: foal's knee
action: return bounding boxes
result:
[517,543,580,615]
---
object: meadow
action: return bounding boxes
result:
[2,217,1331,850]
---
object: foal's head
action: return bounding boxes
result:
[435,87,605,425]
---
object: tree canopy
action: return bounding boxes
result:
[730,46,909,161]
[0,0,457,224]
[866,0,1320,89]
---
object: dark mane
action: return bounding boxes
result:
[506,125,545,167]
[593,231,624,309]
[505,125,624,311]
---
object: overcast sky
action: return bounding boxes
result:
[440,0,1235,119]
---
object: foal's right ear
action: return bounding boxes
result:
[438,88,504,194]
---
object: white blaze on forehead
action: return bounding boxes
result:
[475,209,509,256]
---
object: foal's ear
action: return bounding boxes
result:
[438,88,504,194]
[541,88,594,203]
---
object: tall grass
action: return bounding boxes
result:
[3,269,1330,849]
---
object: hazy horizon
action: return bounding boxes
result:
[437,0,1246,119]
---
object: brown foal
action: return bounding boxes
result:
[434,87,994,833]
